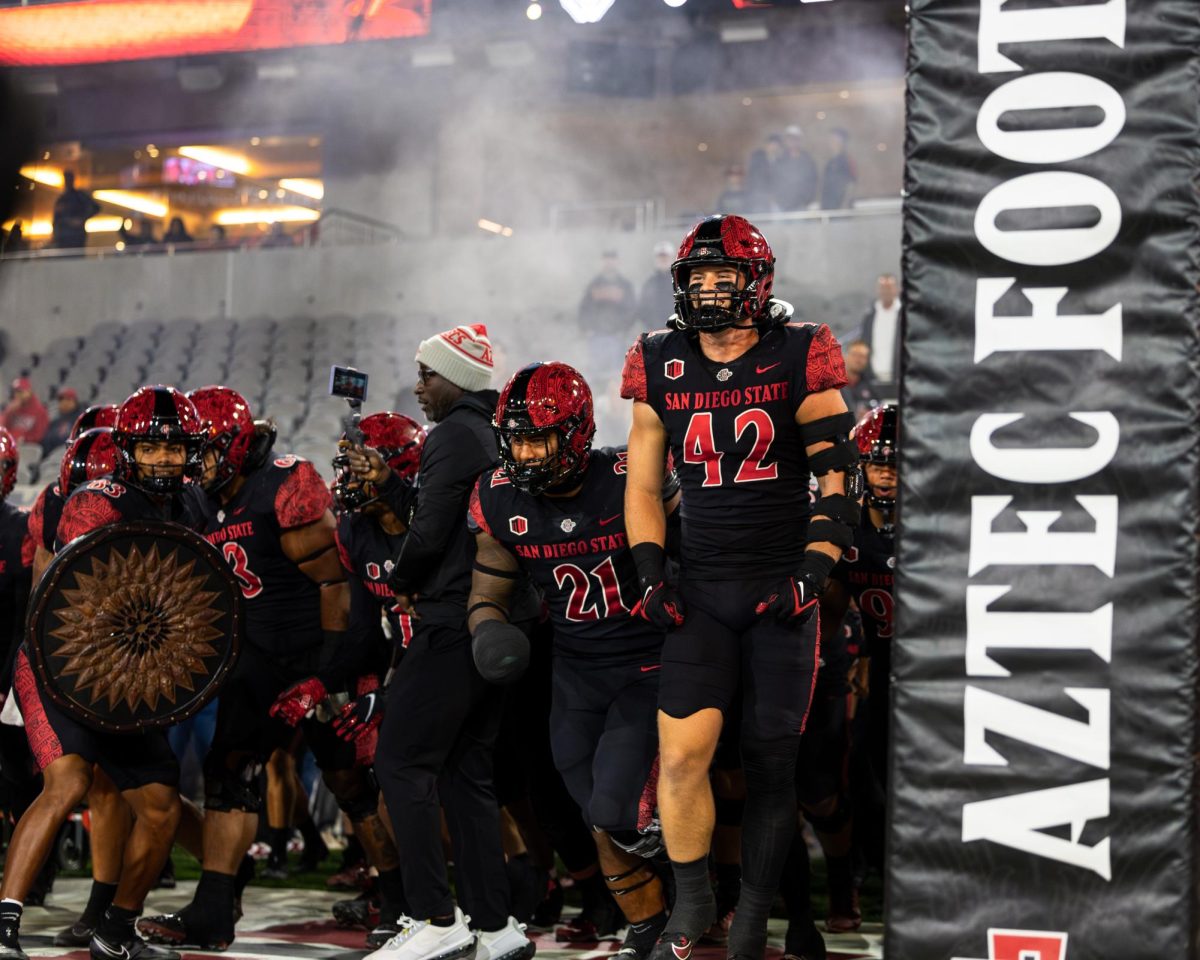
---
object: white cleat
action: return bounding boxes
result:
[365,908,478,960]
[474,916,536,960]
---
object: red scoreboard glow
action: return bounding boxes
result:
[0,0,432,67]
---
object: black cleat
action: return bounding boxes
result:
[90,929,182,960]
[647,932,696,960]
[54,917,96,947]
[614,912,668,960]
[137,913,231,952]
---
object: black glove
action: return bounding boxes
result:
[332,689,385,743]
[630,542,685,629]
[472,619,530,685]
[755,572,821,624]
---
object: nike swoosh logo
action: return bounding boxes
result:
[671,938,692,960]
[755,362,781,374]
[92,939,130,959]
[640,665,662,673]
[598,514,621,526]
[362,692,375,714]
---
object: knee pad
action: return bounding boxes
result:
[802,794,850,836]
[740,736,802,792]
[324,768,380,823]
[203,753,263,813]
[714,795,745,827]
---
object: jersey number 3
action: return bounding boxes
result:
[223,542,264,599]
[683,409,778,487]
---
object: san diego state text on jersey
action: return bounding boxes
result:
[470,447,664,660]
[621,321,847,579]
[200,456,331,657]
[830,515,894,657]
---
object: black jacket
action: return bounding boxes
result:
[385,390,499,625]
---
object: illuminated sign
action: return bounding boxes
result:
[0,0,432,68]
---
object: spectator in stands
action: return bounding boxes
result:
[821,127,857,210]
[745,133,783,214]
[208,224,229,245]
[41,387,80,453]
[773,125,818,211]
[51,171,100,249]
[860,273,901,387]
[1,377,48,445]
[260,222,295,248]
[841,339,877,418]
[119,214,158,246]
[163,216,193,244]
[637,240,676,327]
[715,164,749,214]
[579,249,635,330]
[2,220,25,255]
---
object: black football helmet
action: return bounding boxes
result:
[671,214,776,332]
[494,362,595,496]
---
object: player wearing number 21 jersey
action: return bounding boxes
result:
[468,362,677,960]
[621,214,861,960]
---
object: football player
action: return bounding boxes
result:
[138,386,352,951]
[621,215,857,960]
[327,411,424,947]
[1,385,207,960]
[469,362,677,960]
[820,403,898,882]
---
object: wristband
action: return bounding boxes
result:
[630,542,667,591]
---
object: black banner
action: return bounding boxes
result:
[892,2,1200,958]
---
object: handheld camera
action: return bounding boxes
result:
[329,365,368,444]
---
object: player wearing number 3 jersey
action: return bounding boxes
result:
[620,215,859,960]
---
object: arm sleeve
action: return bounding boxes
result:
[322,572,386,687]
[388,422,490,592]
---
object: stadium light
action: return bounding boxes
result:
[94,191,168,218]
[4,216,124,238]
[559,0,615,24]
[526,2,542,20]
[19,165,63,188]
[278,178,324,201]
[663,0,688,6]
[214,206,319,225]
[177,146,251,175]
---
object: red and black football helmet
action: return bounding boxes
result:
[671,214,776,332]
[333,412,425,512]
[495,362,595,496]
[60,427,118,497]
[112,385,206,495]
[855,403,898,529]
[187,386,256,493]
[69,403,119,443]
[0,427,16,502]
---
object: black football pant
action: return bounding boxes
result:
[375,621,510,930]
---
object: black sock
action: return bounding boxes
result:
[234,855,256,898]
[97,904,139,943]
[667,856,715,940]
[81,880,118,926]
[340,834,364,869]
[377,867,408,919]
[183,870,237,936]
[0,900,22,946]
[298,816,324,854]
[268,826,290,861]
[625,909,667,952]
[429,914,456,927]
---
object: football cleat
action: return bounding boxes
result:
[474,916,536,960]
[54,917,96,947]
[136,913,230,952]
[90,929,182,960]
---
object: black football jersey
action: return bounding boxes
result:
[199,456,331,658]
[622,321,847,579]
[28,482,64,554]
[469,447,668,661]
[0,500,33,669]
[57,477,203,548]
[336,510,412,652]
[829,514,894,658]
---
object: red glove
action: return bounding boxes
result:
[269,677,327,726]
[332,690,385,743]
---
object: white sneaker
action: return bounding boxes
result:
[473,916,536,960]
[365,909,477,960]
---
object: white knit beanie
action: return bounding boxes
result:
[415,324,494,392]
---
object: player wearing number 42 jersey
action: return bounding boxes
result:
[468,361,677,960]
[621,215,861,960]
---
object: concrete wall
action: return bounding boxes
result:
[1,212,901,354]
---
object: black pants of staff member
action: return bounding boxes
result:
[375,620,510,931]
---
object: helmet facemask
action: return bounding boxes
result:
[672,258,770,332]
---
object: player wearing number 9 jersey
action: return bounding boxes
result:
[468,362,678,960]
[620,215,860,960]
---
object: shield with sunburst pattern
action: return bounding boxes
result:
[28,520,242,733]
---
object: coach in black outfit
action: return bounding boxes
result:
[347,323,529,959]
